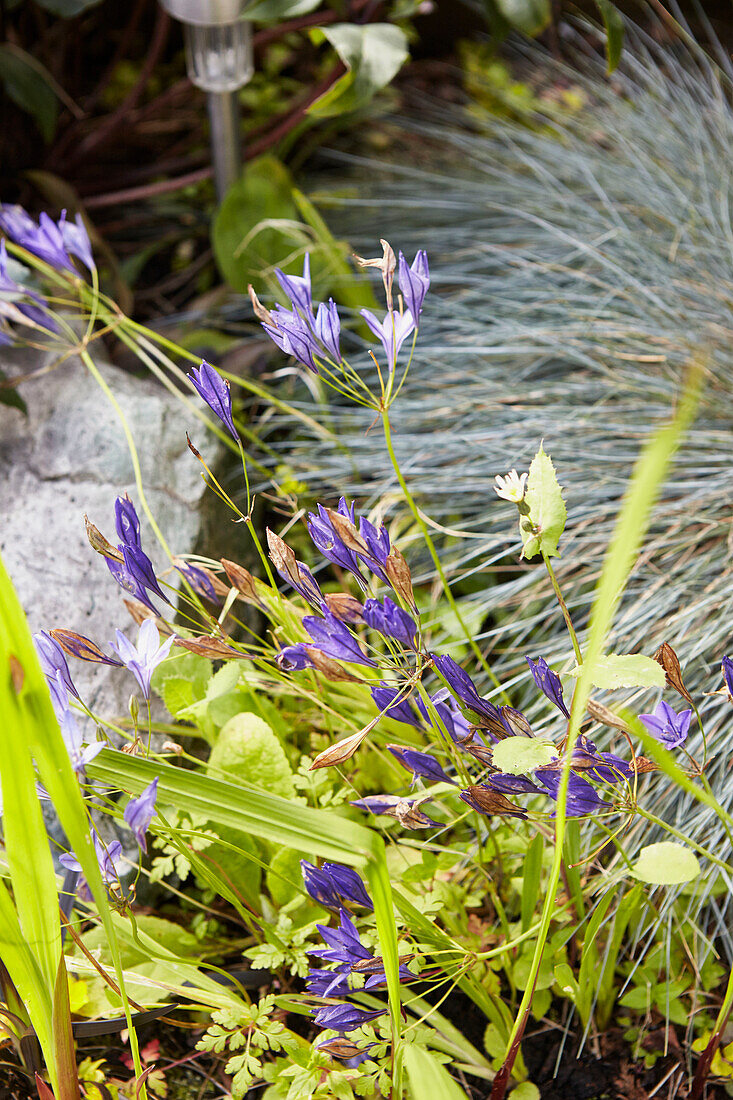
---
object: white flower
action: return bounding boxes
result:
[494,469,528,503]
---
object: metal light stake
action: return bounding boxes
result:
[159,0,254,201]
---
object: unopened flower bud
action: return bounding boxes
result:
[51,629,122,666]
[311,727,370,770]
[129,695,139,725]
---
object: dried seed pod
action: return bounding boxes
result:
[174,636,246,659]
[652,642,693,704]
[324,592,365,624]
[630,756,660,774]
[50,629,121,666]
[460,784,527,819]
[221,558,263,606]
[586,699,634,734]
[303,647,361,683]
[384,547,416,610]
[310,728,370,770]
[325,508,372,556]
[84,514,123,562]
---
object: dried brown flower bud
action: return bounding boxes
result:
[266,528,299,585]
[174,636,246,659]
[248,284,274,326]
[310,728,370,770]
[161,740,184,756]
[630,756,660,774]
[84,515,123,562]
[123,599,160,627]
[501,706,533,738]
[324,593,365,624]
[354,239,397,309]
[652,643,693,705]
[304,647,360,683]
[51,629,116,665]
[384,547,416,610]
[586,699,633,734]
[220,558,263,605]
[316,1037,368,1060]
[325,508,371,556]
[395,798,438,829]
[462,785,527,819]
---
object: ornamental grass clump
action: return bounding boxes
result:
[2,203,733,1098]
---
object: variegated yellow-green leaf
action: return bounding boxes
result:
[568,653,665,690]
[492,736,556,775]
[520,444,566,560]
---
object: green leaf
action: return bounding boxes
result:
[491,735,556,775]
[568,653,665,690]
[161,676,196,718]
[208,713,295,800]
[520,443,566,560]
[631,842,701,886]
[521,833,544,933]
[595,0,624,73]
[492,0,550,35]
[0,367,27,415]
[553,962,578,1000]
[308,24,409,119]
[244,0,321,20]
[0,45,58,143]
[511,1084,541,1100]
[404,1042,469,1099]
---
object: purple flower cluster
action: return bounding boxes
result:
[106,495,170,613]
[307,498,391,587]
[0,240,59,343]
[188,360,239,441]
[0,205,94,274]
[60,778,158,889]
[33,632,105,773]
[302,860,373,911]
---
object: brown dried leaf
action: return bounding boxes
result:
[220,558,262,605]
[303,647,361,683]
[652,642,693,704]
[247,284,274,326]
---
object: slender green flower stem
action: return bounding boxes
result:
[542,552,583,666]
[631,806,733,875]
[380,409,510,703]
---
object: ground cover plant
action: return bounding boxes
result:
[1,209,733,1100]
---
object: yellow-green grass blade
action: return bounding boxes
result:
[87,749,403,1065]
[0,554,148,1092]
[404,1042,470,1099]
[0,878,54,1069]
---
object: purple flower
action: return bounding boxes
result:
[322,863,373,911]
[34,631,79,699]
[276,644,313,671]
[398,250,430,324]
[371,685,422,728]
[387,744,454,785]
[123,778,159,853]
[312,1004,385,1033]
[109,619,175,700]
[363,596,417,649]
[432,653,502,725]
[59,211,95,272]
[307,499,364,582]
[358,517,391,582]
[175,561,220,604]
[487,773,540,794]
[535,769,608,816]
[350,794,439,828]
[0,205,37,243]
[313,909,372,967]
[722,656,733,698]
[306,968,352,997]
[121,543,170,606]
[0,240,58,332]
[114,495,141,549]
[639,700,693,750]
[525,656,570,718]
[415,691,475,745]
[302,861,342,909]
[264,306,319,372]
[188,361,238,440]
[303,610,376,667]
[359,308,415,370]
[314,299,341,362]
[49,629,122,667]
[60,834,124,886]
[275,254,313,315]
[277,559,323,608]
[106,555,158,613]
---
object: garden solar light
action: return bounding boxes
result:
[159,0,254,202]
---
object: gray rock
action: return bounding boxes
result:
[0,348,213,718]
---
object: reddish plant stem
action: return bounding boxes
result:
[690,1006,733,1100]
[489,965,541,1100]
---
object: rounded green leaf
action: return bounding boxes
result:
[492,736,556,775]
[631,842,701,885]
[208,712,295,800]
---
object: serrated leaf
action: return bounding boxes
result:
[520,443,566,560]
[631,842,701,885]
[568,653,665,690]
[161,677,195,719]
[491,735,556,775]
